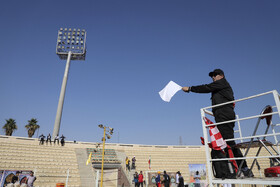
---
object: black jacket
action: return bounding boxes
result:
[163,174,170,184]
[190,78,234,113]
[178,176,184,187]
[190,78,235,139]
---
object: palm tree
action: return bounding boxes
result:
[3,118,17,136]
[25,118,40,138]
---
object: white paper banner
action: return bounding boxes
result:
[159,81,182,102]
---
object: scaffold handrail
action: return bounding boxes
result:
[201,90,280,187]
[202,90,276,110]
[211,155,280,162]
[204,112,278,127]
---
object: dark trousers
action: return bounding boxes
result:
[132,163,135,170]
[54,139,59,144]
[46,138,51,144]
[40,139,44,145]
[214,108,248,169]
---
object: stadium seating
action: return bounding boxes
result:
[0,136,80,187]
[0,135,274,187]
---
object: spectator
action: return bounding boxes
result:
[155,171,161,187]
[134,171,139,187]
[12,171,20,184]
[125,157,130,171]
[54,135,59,145]
[175,171,180,186]
[178,172,184,187]
[194,171,201,187]
[60,134,66,146]
[132,156,136,170]
[138,171,144,187]
[39,134,45,145]
[26,171,36,187]
[46,133,51,145]
[163,170,170,187]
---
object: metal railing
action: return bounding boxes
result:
[200,90,280,186]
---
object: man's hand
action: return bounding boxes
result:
[182,87,190,92]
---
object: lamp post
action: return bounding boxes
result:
[98,124,114,187]
[52,28,87,138]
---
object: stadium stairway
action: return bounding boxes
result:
[75,148,95,186]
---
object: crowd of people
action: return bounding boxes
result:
[8,171,36,187]
[133,171,144,187]
[131,169,191,187]
[125,155,196,187]
[154,170,187,187]
[125,156,137,171]
[155,171,170,187]
[39,134,66,146]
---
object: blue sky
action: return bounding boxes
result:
[1,0,280,145]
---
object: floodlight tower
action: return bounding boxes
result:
[52,28,87,139]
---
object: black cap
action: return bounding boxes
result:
[209,69,224,77]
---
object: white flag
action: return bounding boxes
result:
[159,81,182,102]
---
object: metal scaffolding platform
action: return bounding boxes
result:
[201,90,280,187]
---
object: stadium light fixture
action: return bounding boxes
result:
[109,127,114,133]
[56,28,86,60]
[106,134,111,139]
[52,28,87,139]
[98,124,104,129]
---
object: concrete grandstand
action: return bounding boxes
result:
[0,134,275,187]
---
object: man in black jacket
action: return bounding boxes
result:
[163,170,170,187]
[182,69,253,177]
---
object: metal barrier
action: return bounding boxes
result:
[200,90,280,186]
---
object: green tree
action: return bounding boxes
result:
[25,118,40,138]
[3,118,17,136]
